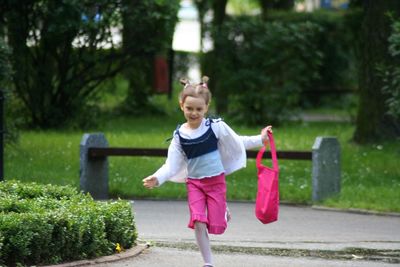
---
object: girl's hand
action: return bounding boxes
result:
[261,125,273,143]
[142,176,159,189]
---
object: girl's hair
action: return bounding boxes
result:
[179,76,211,105]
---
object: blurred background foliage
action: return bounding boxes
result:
[381,20,400,120]
[0,0,180,129]
[0,0,399,212]
[0,0,398,141]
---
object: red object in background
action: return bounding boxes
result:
[153,56,169,93]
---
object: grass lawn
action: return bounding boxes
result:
[4,112,400,213]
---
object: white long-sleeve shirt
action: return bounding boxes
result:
[153,118,264,186]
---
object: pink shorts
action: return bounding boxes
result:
[186,173,227,235]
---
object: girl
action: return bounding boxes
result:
[143,76,272,267]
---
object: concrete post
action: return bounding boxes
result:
[80,133,109,199]
[312,137,341,202]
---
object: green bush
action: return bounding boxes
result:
[381,19,400,119]
[266,10,359,105]
[202,10,359,122]
[204,17,323,125]
[100,201,136,249]
[0,180,78,200]
[0,180,137,266]
[0,213,53,265]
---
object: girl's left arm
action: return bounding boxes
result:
[240,135,263,149]
[239,125,272,149]
[242,125,272,148]
[216,122,272,149]
[214,120,262,150]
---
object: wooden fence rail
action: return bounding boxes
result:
[88,147,312,160]
[80,133,340,202]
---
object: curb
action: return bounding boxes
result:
[311,205,400,217]
[41,244,148,267]
[131,199,400,217]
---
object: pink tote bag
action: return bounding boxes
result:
[255,131,279,224]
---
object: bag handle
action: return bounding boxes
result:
[256,131,278,171]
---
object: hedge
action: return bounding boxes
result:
[266,9,359,99]
[203,18,323,125]
[201,9,359,124]
[0,180,137,266]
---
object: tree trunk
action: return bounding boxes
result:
[121,0,152,113]
[259,0,294,20]
[210,0,228,114]
[121,0,178,114]
[353,0,400,143]
[194,0,210,52]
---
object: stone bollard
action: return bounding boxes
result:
[312,137,341,202]
[80,133,109,199]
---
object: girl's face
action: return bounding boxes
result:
[180,96,208,129]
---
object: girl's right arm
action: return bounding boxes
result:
[143,175,158,189]
[142,135,186,188]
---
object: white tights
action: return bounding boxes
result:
[194,222,213,266]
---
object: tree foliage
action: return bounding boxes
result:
[121,0,179,114]
[1,0,130,128]
[0,0,180,128]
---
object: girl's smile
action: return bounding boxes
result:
[180,96,209,129]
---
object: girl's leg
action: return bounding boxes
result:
[226,206,231,222]
[194,221,213,266]
[187,179,213,265]
[206,174,227,234]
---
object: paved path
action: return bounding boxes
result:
[98,200,400,267]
